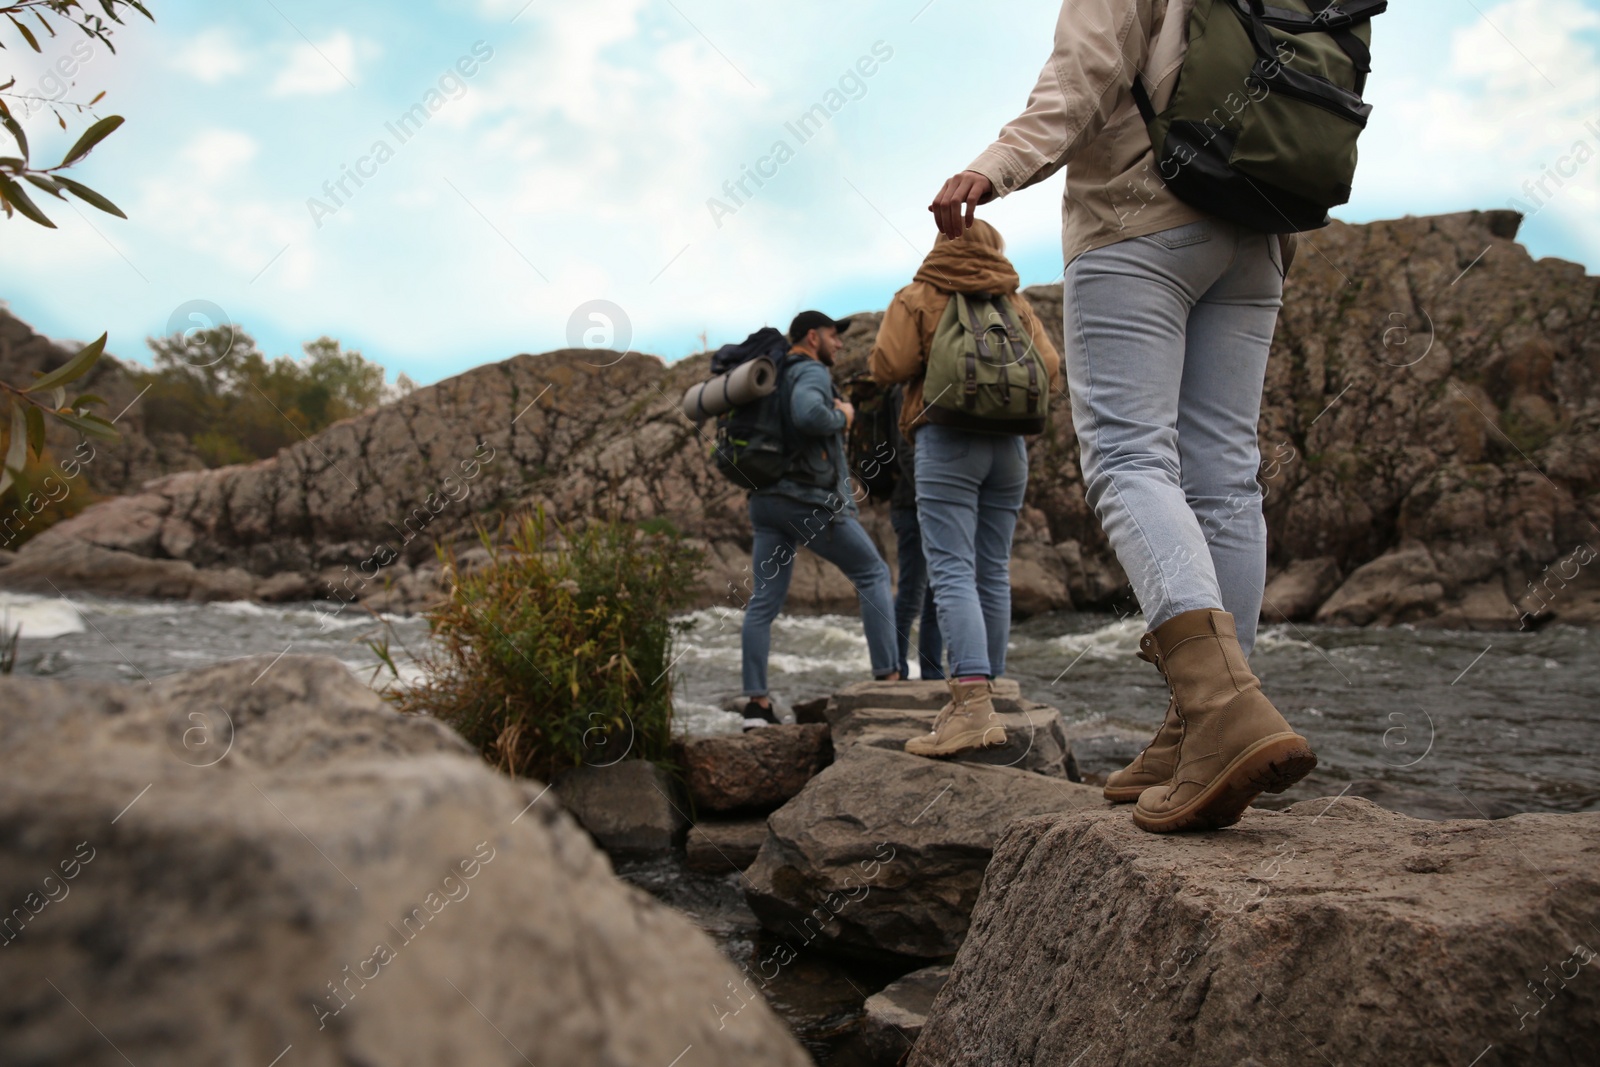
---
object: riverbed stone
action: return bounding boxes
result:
[0,536,257,601]
[679,723,833,813]
[1261,556,1341,621]
[0,655,810,1067]
[910,799,1600,1067]
[744,745,1108,961]
[686,818,770,874]
[824,679,1023,724]
[552,759,689,855]
[832,700,1080,781]
[859,964,950,1064]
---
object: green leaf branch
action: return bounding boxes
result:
[0,332,116,495]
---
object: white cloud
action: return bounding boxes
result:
[271,30,363,96]
[179,129,258,182]
[1352,0,1600,255]
[173,28,250,83]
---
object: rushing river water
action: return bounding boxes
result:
[4,591,1597,815]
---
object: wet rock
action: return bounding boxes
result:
[680,723,833,813]
[792,696,830,725]
[0,536,256,601]
[823,679,1023,724]
[1316,545,1447,625]
[1261,556,1340,622]
[830,689,1080,781]
[859,965,950,1064]
[686,818,769,874]
[552,760,689,855]
[827,680,1080,780]
[744,745,1108,961]
[0,656,809,1067]
[910,799,1600,1067]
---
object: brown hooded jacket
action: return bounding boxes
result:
[868,219,1063,441]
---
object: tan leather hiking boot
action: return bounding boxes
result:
[904,678,1006,758]
[1133,609,1316,833]
[1103,633,1183,803]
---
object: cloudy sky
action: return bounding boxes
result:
[1,0,1597,386]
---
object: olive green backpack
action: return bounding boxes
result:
[922,293,1049,436]
[1132,0,1387,233]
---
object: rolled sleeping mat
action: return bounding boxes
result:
[680,355,778,421]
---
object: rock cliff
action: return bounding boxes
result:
[3,210,1596,628]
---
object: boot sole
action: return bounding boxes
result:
[1132,734,1317,834]
[1102,784,1151,804]
[905,728,1007,759]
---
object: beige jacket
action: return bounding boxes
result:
[869,220,1063,441]
[966,0,1206,265]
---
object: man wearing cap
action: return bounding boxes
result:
[739,311,901,729]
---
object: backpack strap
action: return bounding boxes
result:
[1304,0,1372,94]
[959,294,984,411]
[995,299,1041,416]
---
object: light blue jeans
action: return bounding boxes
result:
[915,425,1028,678]
[741,493,898,697]
[1065,218,1284,656]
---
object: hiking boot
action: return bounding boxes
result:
[904,678,1006,758]
[1103,632,1183,803]
[741,700,780,732]
[1132,609,1316,833]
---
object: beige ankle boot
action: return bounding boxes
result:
[1103,633,1183,803]
[905,678,1006,758]
[1133,609,1316,833]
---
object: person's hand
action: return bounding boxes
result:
[835,398,855,429]
[929,170,994,239]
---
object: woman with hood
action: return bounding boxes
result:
[869,219,1063,757]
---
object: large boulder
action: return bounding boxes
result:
[744,744,1109,960]
[679,723,834,813]
[911,800,1600,1067]
[0,656,810,1067]
[551,760,689,854]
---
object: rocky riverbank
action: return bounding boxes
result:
[3,661,1595,1065]
[4,210,1598,628]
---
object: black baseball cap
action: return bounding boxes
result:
[788,310,851,342]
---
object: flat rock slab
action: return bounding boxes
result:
[687,818,769,874]
[859,964,951,1064]
[911,799,1600,1067]
[825,679,1023,723]
[679,723,833,813]
[0,656,809,1067]
[832,703,1080,781]
[552,760,688,855]
[744,745,1109,961]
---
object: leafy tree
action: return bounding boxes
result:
[140,328,406,467]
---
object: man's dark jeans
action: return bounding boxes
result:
[890,504,944,680]
[741,493,898,697]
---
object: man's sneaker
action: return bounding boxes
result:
[742,700,780,731]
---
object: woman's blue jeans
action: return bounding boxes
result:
[915,425,1028,678]
[1065,218,1284,655]
[741,493,898,697]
